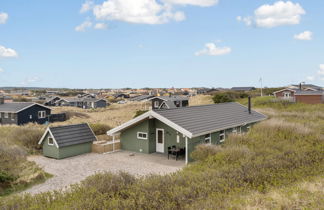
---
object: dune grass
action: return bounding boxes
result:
[0,97,323,209]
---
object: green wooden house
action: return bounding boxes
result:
[107,102,267,164]
[38,123,96,159]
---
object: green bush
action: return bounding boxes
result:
[133,110,148,118]
[89,123,111,135]
[212,91,249,104]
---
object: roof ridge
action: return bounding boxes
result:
[154,102,237,112]
[49,123,88,129]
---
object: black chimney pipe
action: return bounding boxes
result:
[299,83,302,90]
[248,96,251,114]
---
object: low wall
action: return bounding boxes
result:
[92,140,121,153]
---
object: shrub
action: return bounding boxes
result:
[7,127,44,153]
[89,123,111,135]
[212,93,234,103]
[190,144,223,161]
[133,110,148,118]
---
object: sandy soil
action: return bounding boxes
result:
[24,151,184,194]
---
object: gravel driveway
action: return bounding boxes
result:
[24,151,184,195]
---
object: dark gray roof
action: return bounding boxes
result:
[231,87,255,91]
[154,102,266,137]
[161,100,177,109]
[49,123,96,147]
[83,98,107,102]
[130,95,154,101]
[291,84,323,90]
[295,90,323,95]
[153,96,188,101]
[0,102,49,113]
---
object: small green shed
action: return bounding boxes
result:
[38,123,96,159]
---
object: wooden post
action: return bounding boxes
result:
[113,135,115,152]
[185,137,188,165]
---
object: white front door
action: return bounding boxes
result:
[156,128,164,153]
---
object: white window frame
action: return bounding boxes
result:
[48,137,54,146]
[219,130,225,142]
[283,92,291,98]
[137,132,148,140]
[4,112,9,119]
[38,111,46,119]
[154,101,159,108]
[204,133,211,144]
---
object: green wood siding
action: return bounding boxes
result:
[58,142,92,159]
[42,132,92,159]
[120,118,255,162]
[42,133,59,159]
[120,120,150,153]
[153,119,186,153]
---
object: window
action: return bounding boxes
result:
[48,137,54,146]
[283,92,291,98]
[38,111,46,119]
[219,130,225,142]
[204,134,211,144]
[154,101,159,108]
[137,132,148,140]
[176,134,180,143]
[11,113,15,121]
[174,101,180,107]
[4,112,9,118]
[30,115,32,119]
[232,127,241,134]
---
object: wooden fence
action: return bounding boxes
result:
[92,140,120,154]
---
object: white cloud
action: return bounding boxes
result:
[80,0,94,13]
[306,76,315,81]
[0,12,8,24]
[94,23,108,29]
[92,0,185,24]
[20,77,40,85]
[294,31,312,40]
[318,64,324,75]
[0,67,4,73]
[238,1,305,28]
[162,0,219,7]
[195,43,231,56]
[0,45,18,57]
[75,20,92,32]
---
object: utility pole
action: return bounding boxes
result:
[259,77,263,97]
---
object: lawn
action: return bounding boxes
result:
[0,96,323,209]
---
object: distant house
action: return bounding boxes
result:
[149,96,189,110]
[295,91,324,104]
[0,99,51,125]
[44,96,61,106]
[56,97,107,109]
[129,95,155,102]
[273,88,324,104]
[114,93,130,99]
[273,88,296,101]
[38,123,96,159]
[82,98,108,109]
[231,87,256,91]
[107,102,267,164]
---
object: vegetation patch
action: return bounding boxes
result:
[1,100,323,209]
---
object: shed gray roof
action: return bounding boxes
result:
[154,102,267,137]
[48,123,96,147]
[0,102,50,113]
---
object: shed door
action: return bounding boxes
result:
[156,128,164,153]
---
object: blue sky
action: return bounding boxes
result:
[0,0,323,88]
